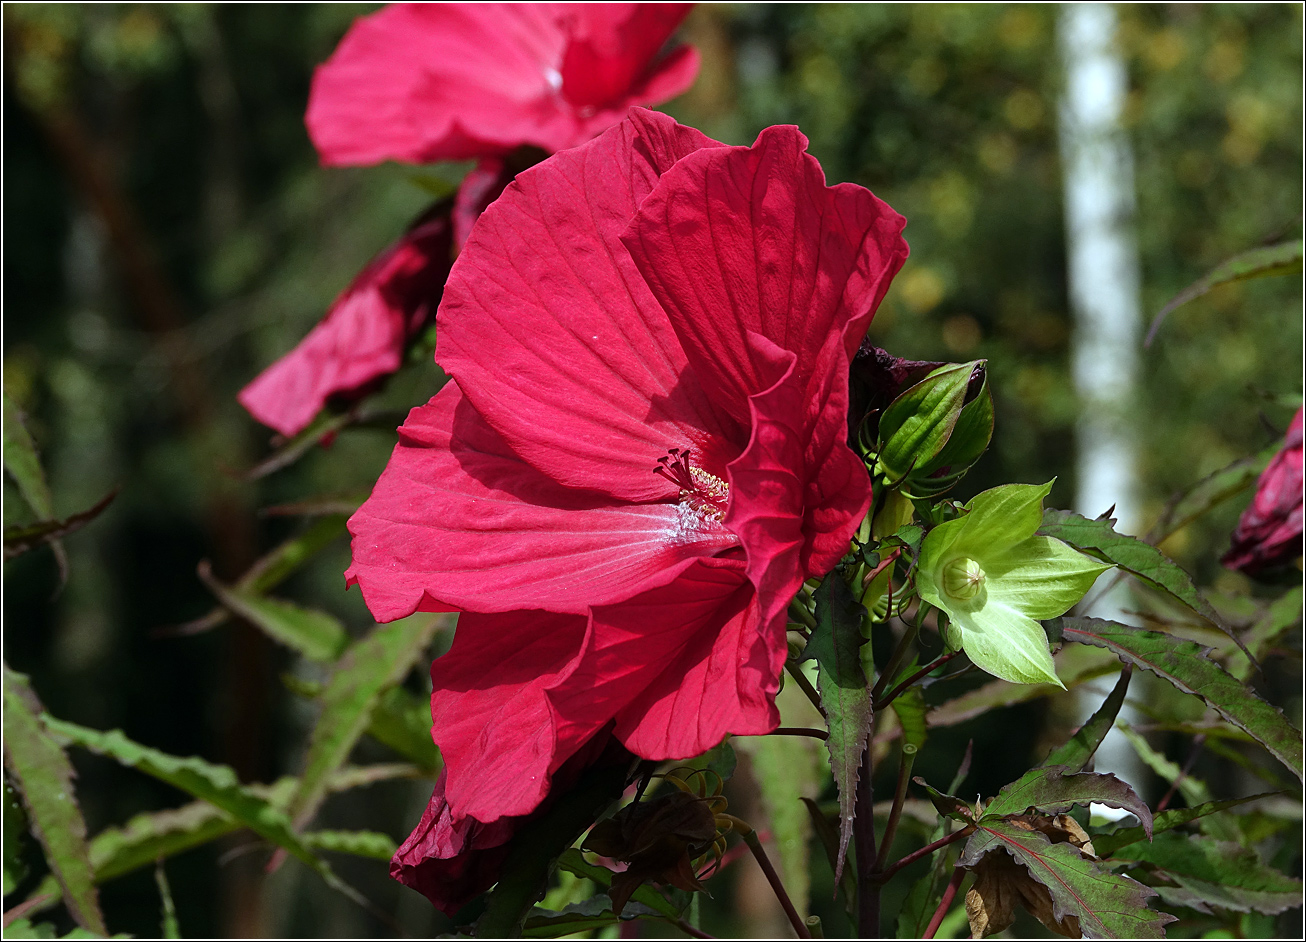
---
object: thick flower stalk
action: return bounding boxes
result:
[240,3,700,437]
[345,108,909,909]
[916,482,1111,686]
[1223,407,1304,578]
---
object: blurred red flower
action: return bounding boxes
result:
[240,3,699,437]
[345,108,907,903]
[1223,407,1304,577]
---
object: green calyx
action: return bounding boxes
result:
[917,481,1111,687]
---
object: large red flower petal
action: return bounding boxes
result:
[306,4,698,167]
[431,609,589,821]
[437,109,739,500]
[621,123,909,423]
[345,383,738,622]
[238,214,451,437]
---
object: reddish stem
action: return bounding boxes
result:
[924,867,966,939]
[873,827,972,885]
[874,651,960,711]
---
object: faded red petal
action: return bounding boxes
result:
[238,213,451,437]
[306,4,698,167]
[393,733,630,914]
[621,123,909,423]
[1223,408,1304,576]
[345,383,737,622]
[437,109,738,500]
[452,158,512,250]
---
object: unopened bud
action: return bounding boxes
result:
[942,557,985,601]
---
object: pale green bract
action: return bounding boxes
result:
[916,481,1111,686]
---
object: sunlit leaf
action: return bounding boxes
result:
[1,665,105,935]
[286,614,443,830]
[982,768,1152,836]
[960,820,1174,939]
[890,685,928,753]
[1059,617,1304,782]
[1146,239,1303,346]
[302,829,397,861]
[1040,510,1251,662]
[198,561,349,662]
[806,573,872,883]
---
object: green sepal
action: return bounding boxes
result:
[877,362,980,479]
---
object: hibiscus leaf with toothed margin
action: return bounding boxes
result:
[806,573,872,884]
[959,820,1174,939]
[981,768,1153,837]
[198,561,349,663]
[1056,616,1304,782]
[1094,794,1276,859]
[2,665,106,936]
[1110,831,1302,915]
[1038,509,1254,664]
[1039,666,1131,772]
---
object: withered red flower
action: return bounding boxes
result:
[347,108,907,904]
[304,3,699,167]
[241,4,700,437]
[1222,407,1304,577]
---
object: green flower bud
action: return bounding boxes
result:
[941,557,985,602]
[916,481,1111,687]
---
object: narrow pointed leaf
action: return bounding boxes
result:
[929,649,1119,727]
[1040,667,1131,772]
[4,491,117,562]
[800,798,857,924]
[3,392,66,577]
[982,768,1152,837]
[1111,832,1302,914]
[40,716,327,875]
[365,686,441,769]
[1,667,105,935]
[1095,794,1274,858]
[1147,239,1303,345]
[1040,510,1252,663]
[1059,616,1304,781]
[890,686,928,753]
[960,821,1174,939]
[302,829,398,861]
[286,614,442,830]
[154,860,180,938]
[198,561,349,662]
[1145,446,1277,547]
[807,574,872,883]
[911,778,973,821]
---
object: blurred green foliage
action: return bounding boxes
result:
[3,3,1300,938]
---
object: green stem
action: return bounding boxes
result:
[785,661,824,716]
[874,745,917,871]
[769,726,829,741]
[870,602,928,703]
[873,651,960,711]
[788,598,817,631]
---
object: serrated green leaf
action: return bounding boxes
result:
[1233,586,1303,681]
[807,574,872,883]
[1040,667,1131,772]
[982,768,1152,836]
[476,762,630,937]
[960,820,1174,939]
[911,778,973,822]
[555,849,682,920]
[286,614,442,830]
[41,716,328,876]
[2,666,105,935]
[302,829,397,861]
[1146,446,1277,548]
[1147,239,1304,345]
[1059,617,1304,782]
[366,686,441,769]
[1040,510,1251,662]
[5,779,29,896]
[1112,831,1302,914]
[198,562,349,663]
[522,895,662,937]
[1113,722,1216,809]
[154,860,180,938]
[800,797,857,926]
[3,392,55,521]
[1094,794,1273,858]
[929,647,1119,728]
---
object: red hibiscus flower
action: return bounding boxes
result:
[346,107,907,905]
[1223,407,1304,577]
[240,3,700,438]
[305,3,699,167]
